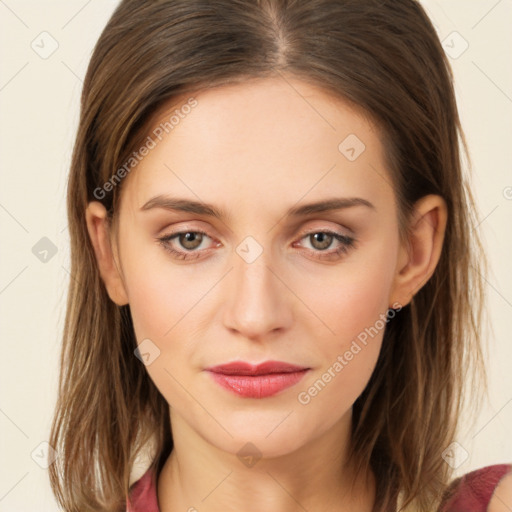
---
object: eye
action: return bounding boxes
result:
[293,230,356,261]
[157,228,356,262]
[157,230,218,260]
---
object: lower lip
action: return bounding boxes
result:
[207,370,309,398]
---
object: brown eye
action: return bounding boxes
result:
[309,232,334,251]
[294,230,356,262]
[178,232,204,250]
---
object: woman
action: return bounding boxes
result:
[49,0,511,510]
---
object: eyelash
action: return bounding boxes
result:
[156,229,356,262]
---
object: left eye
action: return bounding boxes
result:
[293,230,356,261]
[299,231,350,251]
[157,229,356,261]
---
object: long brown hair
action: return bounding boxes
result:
[49,1,486,510]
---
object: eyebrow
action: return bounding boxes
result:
[140,195,375,220]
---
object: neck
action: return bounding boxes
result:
[157,410,375,512]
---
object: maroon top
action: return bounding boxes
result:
[126,463,512,511]
[438,464,511,512]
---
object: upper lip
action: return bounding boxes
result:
[205,361,309,376]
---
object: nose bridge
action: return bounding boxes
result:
[222,238,292,339]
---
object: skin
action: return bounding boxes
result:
[86,76,447,511]
[489,472,512,511]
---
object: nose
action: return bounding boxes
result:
[221,247,293,341]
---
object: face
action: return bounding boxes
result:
[109,76,406,458]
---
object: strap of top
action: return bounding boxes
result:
[127,466,160,512]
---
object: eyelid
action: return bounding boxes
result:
[157,222,352,244]
[295,223,354,239]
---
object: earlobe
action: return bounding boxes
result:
[85,201,129,306]
[390,194,447,307]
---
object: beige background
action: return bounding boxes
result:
[1,0,511,510]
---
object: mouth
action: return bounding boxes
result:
[204,361,310,399]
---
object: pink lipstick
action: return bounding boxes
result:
[205,361,310,398]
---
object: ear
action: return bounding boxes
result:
[85,201,129,306]
[389,194,447,307]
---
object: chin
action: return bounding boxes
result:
[199,411,316,461]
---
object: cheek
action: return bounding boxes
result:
[127,271,184,341]
[297,240,397,353]
[124,268,170,342]
[293,241,397,412]
[120,235,208,341]
[121,247,207,404]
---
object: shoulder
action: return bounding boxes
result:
[439,463,512,512]
[488,470,512,512]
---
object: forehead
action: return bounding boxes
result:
[120,76,394,218]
